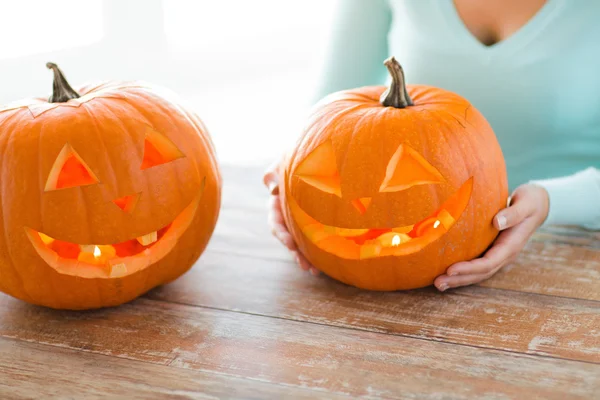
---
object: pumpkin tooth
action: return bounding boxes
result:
[108,263,128,278]
[80,244,95,253]
[302,224,331,243]
[136,231,158,246]
[360,241,381,260]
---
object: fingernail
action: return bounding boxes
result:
[309,268,320,276]
[275,231,284,243]
[496,215,507,230]
[438,283,449,292]
[268,181,279,195]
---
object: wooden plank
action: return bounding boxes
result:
[212,166,600,301]
[0,337,337,400]
[0,295,598,399]
[148,251,600,363]
[479,239,600,300]
[535,225,600,250]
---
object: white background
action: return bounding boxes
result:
[0,0,338,164]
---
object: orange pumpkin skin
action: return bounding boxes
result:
[0,78,221,309]
[280,79,508,291]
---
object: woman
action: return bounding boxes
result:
[264,0,600,291]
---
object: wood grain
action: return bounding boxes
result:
[0,337,339,400]
[479,238,600,300]
[148,251,600,363]
[0,295,598,399]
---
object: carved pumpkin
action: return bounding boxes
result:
[280,57,508,291]
[0,63,221,309]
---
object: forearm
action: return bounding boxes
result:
[531,167,600,230]
[315,0,392,100]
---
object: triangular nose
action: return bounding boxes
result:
[112,193,140,213]
[351,197,372,214]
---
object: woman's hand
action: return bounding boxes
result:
[434,184,550,292]
[263,161,320,276]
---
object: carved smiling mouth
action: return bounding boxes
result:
[290,178,473,260]
[26,189,204,279]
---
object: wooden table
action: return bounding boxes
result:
[1,165,599,399]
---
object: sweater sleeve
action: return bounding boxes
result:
[531,167,600,230]
[314,0,392,100]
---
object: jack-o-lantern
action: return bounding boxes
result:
[280,57,508,291]
[0,63,221,309]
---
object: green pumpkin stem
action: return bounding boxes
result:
[380,57,413,108]
[46,62,80,103]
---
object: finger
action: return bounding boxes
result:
[445,255,506,278]
[434,272,495,291]
[267,195,297,251]
[447,218,535,276]
[268,197,285,228]
[294,251,319,275]
[269,218,296,250]
[268,195,283,219]
[446,249,505,276]
[271,223,296,250]
[446,230,519,276]
[272,226,295,249]
[493,188,534,230]
[291,251,310,271]
[445,248,505,277]
[263,160,281,195]
[291,251,320,275]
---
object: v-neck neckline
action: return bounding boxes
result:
[442,0,561,55]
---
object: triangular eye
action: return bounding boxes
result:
[141,127,184,170]
[379,144,445,192]
[294,140,342,197]
[45,144,99,191]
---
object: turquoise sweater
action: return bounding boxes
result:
[317,0,600,229]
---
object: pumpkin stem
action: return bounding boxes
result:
[46,62,80,103]
[380,57,413,108]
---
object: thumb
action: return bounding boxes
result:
[263,160,281,195]
[493,187,533,230]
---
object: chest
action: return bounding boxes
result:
[452,0,547,46]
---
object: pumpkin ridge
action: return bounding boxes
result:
[79,101,124,197]
[1,110,37,302]
[123,93,191,208]
[290,102,369,181]
[180,108,221,183]
[89,98,166,228]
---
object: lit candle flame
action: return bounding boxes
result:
[391,235,401,246]
[93,245,101,259]
[433,220,441,229]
